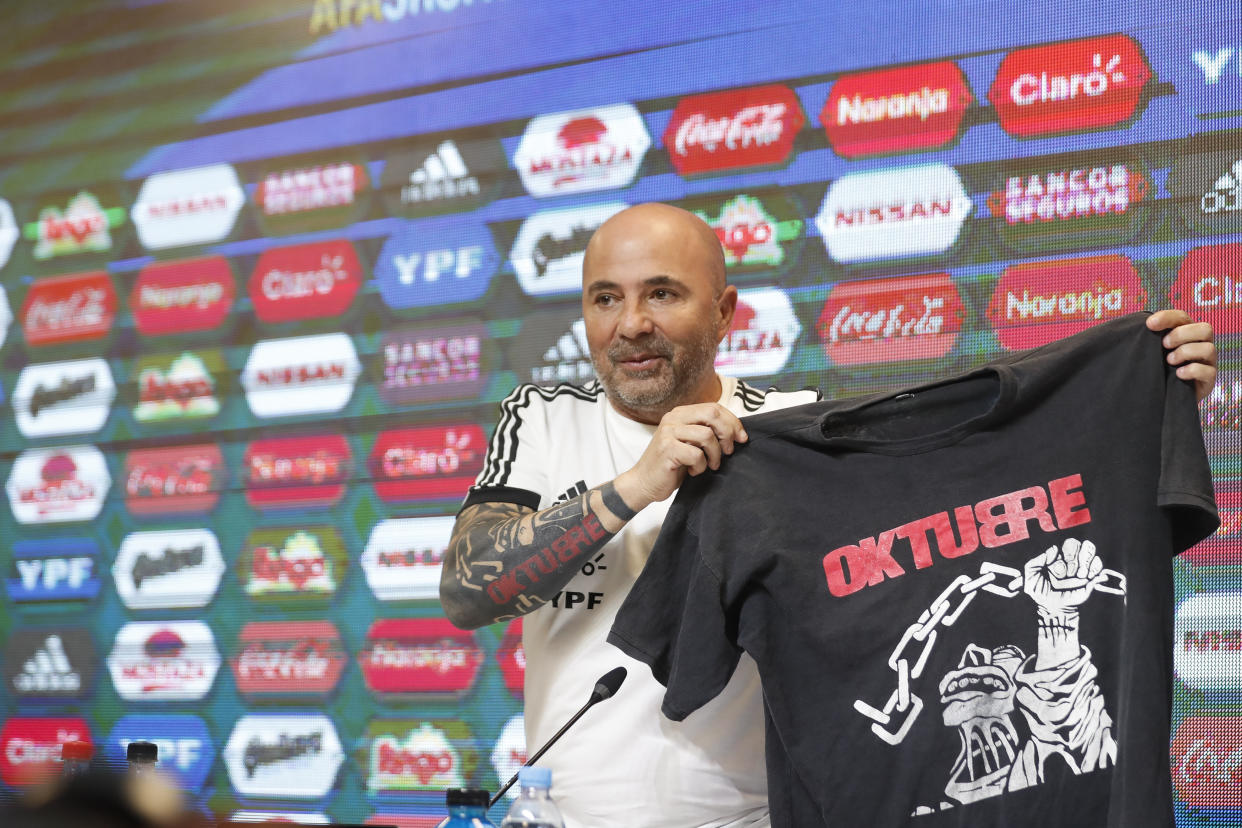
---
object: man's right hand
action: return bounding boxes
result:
[615,402,749,512]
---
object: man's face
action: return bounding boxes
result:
[582,221,732,420]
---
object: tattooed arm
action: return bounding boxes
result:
[440,481,639,630]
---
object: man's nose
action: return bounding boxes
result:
[617,300,654,338]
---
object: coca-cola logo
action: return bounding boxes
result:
[818,273,966,365]
[360,619,483,697]
[378,321,489,407]
[1170,244,1242,335]
[514,104,650,197]
[240,526,346,601]
[130,257,235,336]
[987,254,1146,350]
[664,84,804,176]
[22,272,117,346]
[1171,714,1242,809]
[989,34,1153,137]
[233,621,346,696]
[243,435,352,510]
[0,718,92,786]
[123,444,224,516]
[822,61,973,158]
[369,425,486,502]
[249,240,362,323]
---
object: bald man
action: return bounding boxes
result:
[440,203,1219,828]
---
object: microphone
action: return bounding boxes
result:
[488,666,627,808]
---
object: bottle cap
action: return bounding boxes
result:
[60,740,93,761]
[445,788,490,807]
[126,741,158,763]
[517,766,551,789]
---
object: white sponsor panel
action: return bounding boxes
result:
[814,164,972,263]
[6,445,110,525]
[13,359,116,438]
[242,333,361,418]
[1174,592,1242,692]
[223,714,344,799]
[0,284,10,349]
[361,516,453,601]
[131,164,245,250]
[230,813,329,825]
[514,104,650,197]
[510,203,627,296]
[113,529,225,610]
[715,287,800,377]
[490,714,527,803]
[107,621,220,701]
[0,199,18,270]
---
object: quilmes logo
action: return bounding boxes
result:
[821,61,974,158]
[5,628,95,700]
[107,715,214,792]
[380,137,505,217]
[6,538,101,603]
[1167,150,1242,236]
[132,349,223,424]
[242,333,362,418]
[1170,714,1242,809]
[123,444,225,517]
[378,321,489,407]
[988,254,1146,350]
[715,287,800,378]
[1183,482,1242,566]
[232,621,347,697]
[1174,592,1242,692]
[496,620,524,698]
[369,425,486,503]
[490,715,527,803]
[0,718,91,787]
[130,256,235,336]
[508,310,595,387]
[374,217,500,309]
[131,164,245,250]
[363,719,474,794]
[814,164,971,264]
[22,271,117,346]
[249,239,362,323]
[112,529,225,610]
[1169,244,1242,336]
[106,620,220,701]
[361,516,453,602]
[6,446,110,525]
[25,191,125,260]
[0,198,19,269]
[510,203,627,297]
[817,273,966,366]
[223,713,344,799]
[243,434,352,510]
[254,159,370,234]
[239,526,347,601]
[989,34,1153,137]
[359,619,484,698]
[685,192,804,274]
[665,84,804,176]
[514,104,650,197]
[13,358,116,438]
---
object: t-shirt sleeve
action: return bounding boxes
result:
[460,385,550,512]
[1157,353,1220,552]
[608,483,745,722]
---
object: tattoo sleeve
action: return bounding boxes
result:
[439,481,636,629]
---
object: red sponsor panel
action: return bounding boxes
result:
[243,434,352,510]
[1169,244,1242,336]
[816,273,965,365]
[496,619,525,699]
[359,618,483,697]
[0,717,92,786]
[369,425,486,502]
[1171,715,1242,810]
[821,62,973,158]
[232,621,347,696]
[124,444,224,516]
[22,272,117,346]
[664,84,804,176]
[249,240,362,323]
[989,34,1152,138]
[987,255,1146,350]
[368,816,441,828]
[1183,484,1242,565]
[131,256,235,336]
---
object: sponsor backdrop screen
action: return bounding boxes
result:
[0,0,1239,824]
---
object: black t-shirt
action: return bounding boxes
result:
[608,313,1219,828]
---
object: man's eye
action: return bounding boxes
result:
[652,289,673,300]
[595,295,616,306]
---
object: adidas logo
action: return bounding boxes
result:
[15,634,81,693]
[403,140,480,204]
[533,320,595,384]
[554,480,588,504]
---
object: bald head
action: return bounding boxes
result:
[583,202,726,292]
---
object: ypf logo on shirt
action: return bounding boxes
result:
[107,715,214,793]
[123,444,225,517]
[239,526,347,602]
[817,273,966,365]
[1174,592,1242,692]
[1170,714,1242,809]
[716,287,801,377]
[1166,150,1242,237]
[242,333,361,418]
[242,434,352,511]
[683,191,804,275]
[13,358,116,438]
[6,445,110,525]
[380,137,506,218]
[361,516,452,602]
[107,620,221,702]
[368,425,486,502]
[24,190,126,261]
[514,104,650,197]
[132,349,223,425]
[0,718,91,787]
[374,217,500,309]
[6,538,101,603]
[1169,244,1242,336]
[223,713,344,799]
[112,529,225,610]
[4,628,95,700]
[131,164,245,250]
[665,84,804,176]
[232,621,347,697]
[22,271,117,346]
[509,203,627,297]
[249,239,362,323]
[359,618,484,699]
[362,719,474,794]
[130,256,235,336]
[377,321,489,407]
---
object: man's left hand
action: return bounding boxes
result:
[1147,309,1218,401]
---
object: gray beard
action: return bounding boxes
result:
[592,327,720,412]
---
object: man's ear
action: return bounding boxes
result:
[716,284,738,341]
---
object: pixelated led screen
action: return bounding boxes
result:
[0,0,1238,824]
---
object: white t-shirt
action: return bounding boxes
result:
[465,376,818,828]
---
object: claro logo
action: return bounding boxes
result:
[0,718,91,786]
[368,425,486,502]
[1169,244,1242,336]
[249,240,362,323]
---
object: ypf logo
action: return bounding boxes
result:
[13,358,116,438]
[665,84,804,176]
[132,349,223,425]
[123,444,225,517]
[239,526,347,602]
[1169,244,1242,336]
[5,628,95,700]
[510,203,627,297]
[25,190,125,261]
[22,271,117,346]
[374,217,500,309]
[0,718,91,787]
[249,239,362,323]
[107,715,214,793]
[684,192,804,274]
[359,619,484,698]
[242,333,362,418]
[514,104,650,197]
[107,620,221,701]
[369,425,486,502]
[243,434,352,511]
[817,274,966,366]
[363,719,474,794]
[224,713,344,799]
[6,538,101,603]
[131,164,245,250]
[113,529,225,610]
[715,287,800,377]
[1170,714,1242,810]
[1174,592,1242,692]
[361,517,452,602]
[233,621,347,697]
[6,445,110,525]
[380,137,506,218]
[130,256,235,336]
[1166,151,1242,236]
[378,321,490,407]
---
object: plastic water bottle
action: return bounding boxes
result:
[126,741,158,776]
[59,740,93,779]
[436,788,497,827]
[500,767,563,828]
